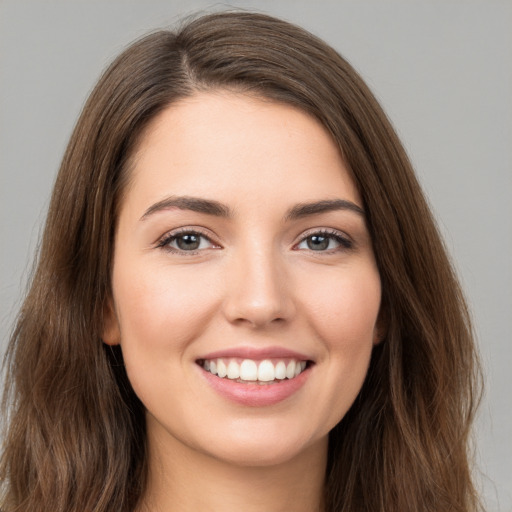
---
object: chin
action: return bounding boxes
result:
[198,428,327,468]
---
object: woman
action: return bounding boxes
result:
[0,11,482,512]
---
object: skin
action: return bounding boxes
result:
[103,91,382,512]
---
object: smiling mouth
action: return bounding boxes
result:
[197,358,311,384]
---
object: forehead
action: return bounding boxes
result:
[123,91,361,215]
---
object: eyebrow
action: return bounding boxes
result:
[140,196,232,220]
[140,196,364,221]
[284,199,365,220]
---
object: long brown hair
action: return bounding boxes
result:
[1,11,482,511]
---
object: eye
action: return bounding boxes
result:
[295,230,352,252]
[157,230,219,253]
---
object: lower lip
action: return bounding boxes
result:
[199,365,311,407]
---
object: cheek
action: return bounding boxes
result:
[114,262,215,338]
[111,262,222,409]
[300,264,381,422]
[303,264,381,346]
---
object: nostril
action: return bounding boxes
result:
[231,311,287,328]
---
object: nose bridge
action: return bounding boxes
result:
[223,237,293,327]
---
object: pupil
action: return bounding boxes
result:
[307,235,329,251]
[177,234,200,250]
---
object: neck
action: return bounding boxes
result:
[137,422,327,512]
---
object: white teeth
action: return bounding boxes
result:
[202,357,308,383]
[227,360,240,379]
[258,360,275,381]
[285,361,296,379]
[275,361,286,380]
[217,360,227,378]
[240,359,258,381]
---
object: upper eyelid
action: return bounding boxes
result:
[156,226,217,244]
[296,227,352,242]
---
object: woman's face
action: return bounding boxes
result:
[104,92,382,467]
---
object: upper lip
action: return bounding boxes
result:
[198,346,313,362]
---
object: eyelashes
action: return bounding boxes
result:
[294,229,352,252]
[156,228,219,253]
[156,228,353,255]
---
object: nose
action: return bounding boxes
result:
[222,245,295,329]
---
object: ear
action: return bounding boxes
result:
[373,305,388,346]
[102,298,121,346]
[373,326,385,346]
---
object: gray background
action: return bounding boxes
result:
[1,0,510,510]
